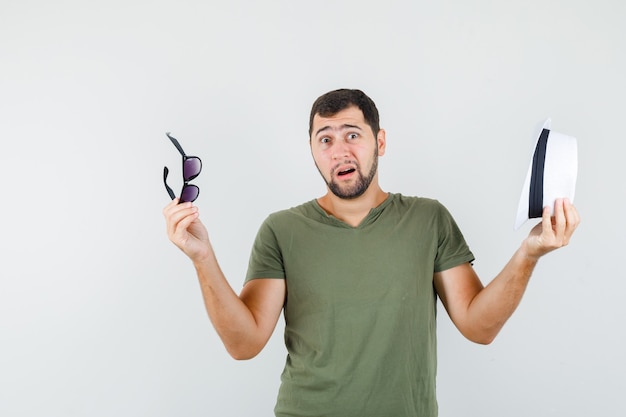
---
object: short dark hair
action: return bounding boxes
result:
[309,89,380,137]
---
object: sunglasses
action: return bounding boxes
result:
[163,132,202,203]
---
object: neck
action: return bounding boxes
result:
[317,183,388,227]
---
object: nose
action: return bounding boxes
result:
[332,139,350,160]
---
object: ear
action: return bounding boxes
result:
[377,128,387,156]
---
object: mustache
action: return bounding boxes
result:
[331,160,359,175]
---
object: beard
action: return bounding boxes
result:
[318,149,379,200]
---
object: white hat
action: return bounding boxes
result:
[514,118,578,229]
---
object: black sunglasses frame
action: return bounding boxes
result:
[163,132,202,203]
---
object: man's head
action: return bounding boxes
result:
[308,89,386,200]
[309,89,380,139]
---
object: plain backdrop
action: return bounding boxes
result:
[1,1,624,416]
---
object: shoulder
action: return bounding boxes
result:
[384,193,460,232]
[259,200,322,232]
[266,200,318,221]
[387,193,448,213]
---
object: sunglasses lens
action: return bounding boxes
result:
[183,157,202,181]
[180,185,200,203]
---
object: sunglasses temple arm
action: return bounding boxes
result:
[163,166,176,200]
[166,132,187,157]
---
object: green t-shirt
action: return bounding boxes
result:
[245,193,474,417]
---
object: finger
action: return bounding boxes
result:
[176,211,200,237]
[163,200,185,228]
[165,203,197,236]
[563,199,581,236]
[541,204,553,237]
[162,198,181,217]
[171,205,197,230]
[164,200,193,219]
[552,198,567,239]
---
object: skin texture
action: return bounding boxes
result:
[163,105,580,359]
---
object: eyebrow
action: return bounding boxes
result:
[315,124,363,138]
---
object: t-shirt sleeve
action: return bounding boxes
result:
[244,216,286,284]
[433,203,475,272]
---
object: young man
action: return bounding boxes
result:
[163,89,580,416]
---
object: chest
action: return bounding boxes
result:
[280,224,438,315]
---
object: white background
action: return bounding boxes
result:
[1,1,624,416]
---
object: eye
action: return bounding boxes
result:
[347,133,359,140]
[320,136,331,144]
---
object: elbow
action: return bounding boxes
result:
[462,326,500,345]
[463,316,508,345]
[230,351,258,361]
[225,343,263,361]
[228,350,257,361]
[469,333,496,345]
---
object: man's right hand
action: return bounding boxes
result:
[163,199,210,263]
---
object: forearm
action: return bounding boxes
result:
[466,243,539,343]
[192,248,262,359]
[163,202,278,358]
[436,200,579,344]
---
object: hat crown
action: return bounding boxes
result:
[514,119,578,230]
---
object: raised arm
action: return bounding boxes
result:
[433,198,580,344]
[163,200,286,359]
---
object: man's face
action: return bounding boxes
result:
[310,106,386,199]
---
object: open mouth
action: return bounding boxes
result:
[337,168,356,176]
